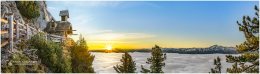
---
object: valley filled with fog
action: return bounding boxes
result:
[92,52,238,73]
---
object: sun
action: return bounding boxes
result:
[106,45,113,50]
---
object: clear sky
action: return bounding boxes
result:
[47,1,258,49]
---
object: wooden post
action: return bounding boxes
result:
[7,13,14,52]
[46,34,49,40]
[26,24,29,39]
[60,37,63,43]
[16,21,19,40]
[32,29,34,36]
[45,33,48,41]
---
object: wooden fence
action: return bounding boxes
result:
[1,13,64,52]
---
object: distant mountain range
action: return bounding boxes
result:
[90,45,238,54]
[162,45,237,54]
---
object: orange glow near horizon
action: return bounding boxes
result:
[70,32,240,50]
[87,43,140,50]
[106,44,113,50]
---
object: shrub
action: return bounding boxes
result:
[28,33,72,73]
[16,1,40,19]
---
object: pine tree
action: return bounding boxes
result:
[140,65,150,73]
[226,62,243,73]
[71,35,95,73]
[113,52,136,73]
[226,5,259,73]
[210,56,221,73]
[141,45,166,73]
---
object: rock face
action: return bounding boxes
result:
[1,1,54,61]
[1,1,54,30]
[1,1,56,72]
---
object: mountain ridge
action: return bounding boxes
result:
[90,45,238,54]
[162,45,237,54]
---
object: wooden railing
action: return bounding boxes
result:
[1,13,64,52]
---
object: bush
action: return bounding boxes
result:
[1,52,45,73]
[16,1,40,19]
[1,37,45,73]
[28,33,72,73]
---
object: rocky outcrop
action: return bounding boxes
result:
[1,1,55,73]
[1,1,54,30]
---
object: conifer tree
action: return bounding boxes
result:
[210,56,221,73]
[141,45,166,73]
[113,52,136,73]
[140,65,150,73]
[226,5,259,73]
[71,35,95,73]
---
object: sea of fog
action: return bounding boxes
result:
[92,52,238,73]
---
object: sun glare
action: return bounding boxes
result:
[106,45,113,50]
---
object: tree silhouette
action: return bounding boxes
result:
[71,35,95,73]
[141,45,166,73]
[210,56,221,73]
[226,5,259,73]
[113,52,136,73]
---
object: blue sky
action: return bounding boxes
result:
[47,1,258,49]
